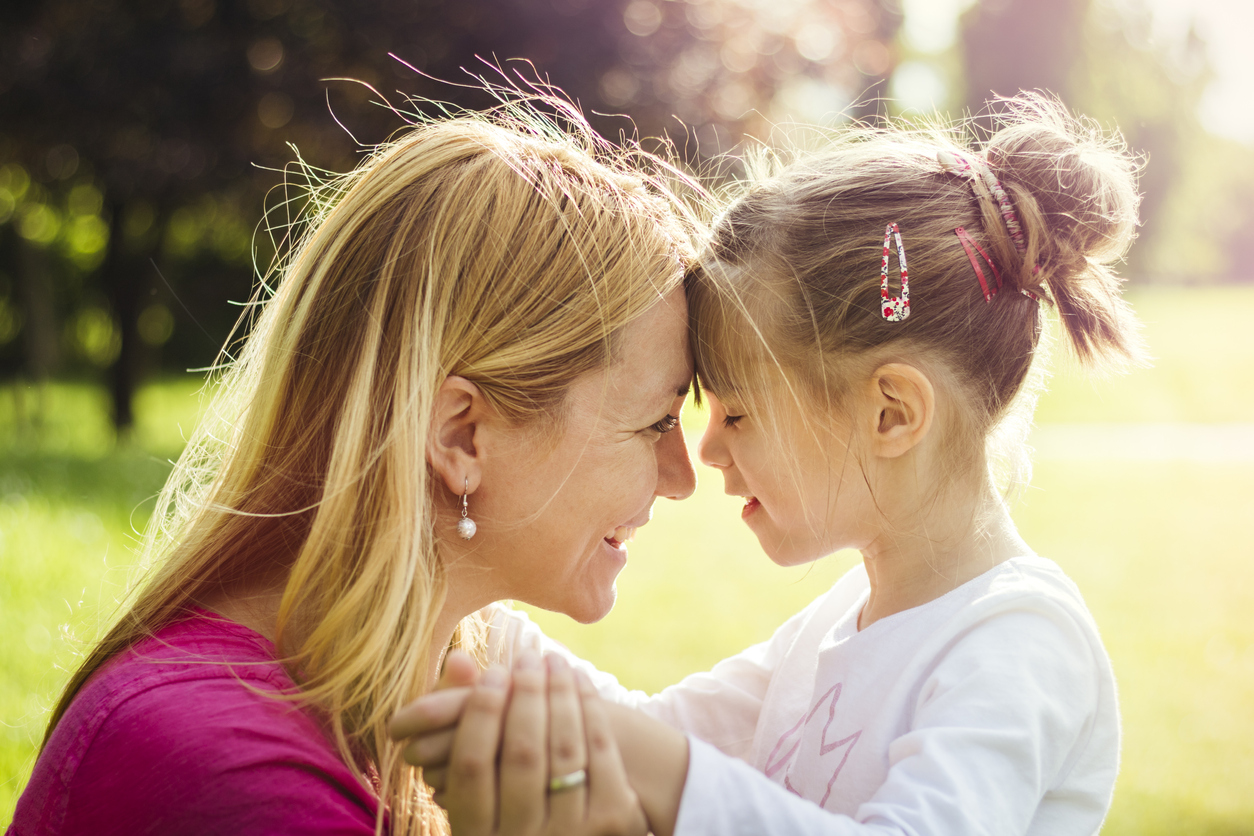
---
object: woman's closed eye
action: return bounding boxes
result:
[722,413,743,428]
[649,414,680,434]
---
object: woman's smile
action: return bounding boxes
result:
[452,289,696,624]
[604,522,642,550]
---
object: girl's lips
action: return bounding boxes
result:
[742,497,761,518]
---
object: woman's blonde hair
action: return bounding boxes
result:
[690,93,1145,498]
[46,102,695,835]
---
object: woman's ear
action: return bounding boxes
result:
[863,363,935,459]
[427,376,489,497]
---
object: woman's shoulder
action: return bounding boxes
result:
[63,608,299,745]
[15,610,379,836]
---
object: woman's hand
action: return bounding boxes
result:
[390,649,478,796]
[390,650,647,836]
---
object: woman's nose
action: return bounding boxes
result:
[656,423,697,500]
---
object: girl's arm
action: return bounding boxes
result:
[402,597,1113,836]
[600,702,689,836]
[644,603,1115,836]
[482,591,828,761]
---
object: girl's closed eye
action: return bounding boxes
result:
[722,413,743,429]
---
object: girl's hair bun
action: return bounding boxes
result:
[984,93,1146,368]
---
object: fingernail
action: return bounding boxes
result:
[545,653,569,673]
[514,650,541,671]
[480,666,509,690]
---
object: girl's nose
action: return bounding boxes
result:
[698,414,731,469]
[656,422,697,500]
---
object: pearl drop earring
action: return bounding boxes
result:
[457,478,477,540]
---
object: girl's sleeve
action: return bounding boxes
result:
[672,597,1116,836]
[485,598,825,761]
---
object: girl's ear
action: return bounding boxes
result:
[427,376,490,496]
[863,363,935,459]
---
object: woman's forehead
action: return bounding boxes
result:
[617,291,690,382]
[564,292,691,419]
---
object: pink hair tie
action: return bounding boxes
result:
[955,226,1039,303]
[955,227,1001,302]
[937,150,1027,255]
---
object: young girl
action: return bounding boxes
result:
[394,93,1143,836]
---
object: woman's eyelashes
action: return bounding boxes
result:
[722,413,743,428]
[648,414,680,434]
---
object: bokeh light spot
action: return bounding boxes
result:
[600,69,641,107]
[795,23,836,62]
[890,60,948,114]
[138,304,175,347]
[248,37,284,73]
[624,1,662,37]
[258,92,294,129]
[18,205,61,245]
[852,39,890,76]
[70,308,122,367]
[65,215,110,270]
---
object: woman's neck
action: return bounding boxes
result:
[857,489,1030,630]
[202,580,470,691]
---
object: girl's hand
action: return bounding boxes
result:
[391,650,647,836]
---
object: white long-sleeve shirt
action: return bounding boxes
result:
[488,555,1119,836]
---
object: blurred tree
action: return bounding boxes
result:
[960,0,1090,127]
[0,0,627,431]
[1136,130,1254,283]
[610,0,902,155]
[1,0,898,433]
[1071,1,1211,279]
[957,0,1215,279]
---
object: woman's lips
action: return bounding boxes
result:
[603,524,637,550]
[742,497,761,518]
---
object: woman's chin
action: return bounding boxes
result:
[548,542,625,624]
[562,582,619,624]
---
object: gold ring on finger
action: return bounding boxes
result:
[547,768,587,793]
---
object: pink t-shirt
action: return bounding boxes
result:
[8,609,382,835]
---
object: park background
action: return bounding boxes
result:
[2,0,1252,831]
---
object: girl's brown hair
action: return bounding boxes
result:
[690,93,1145,489]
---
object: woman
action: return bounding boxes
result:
[8,104,697,836]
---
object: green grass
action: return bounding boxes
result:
[3,285,1252,832]
[0,375,209,814]
[1034,285,1254,425]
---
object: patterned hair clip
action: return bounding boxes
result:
[937,150,1027,255]
[880,222,909,322]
